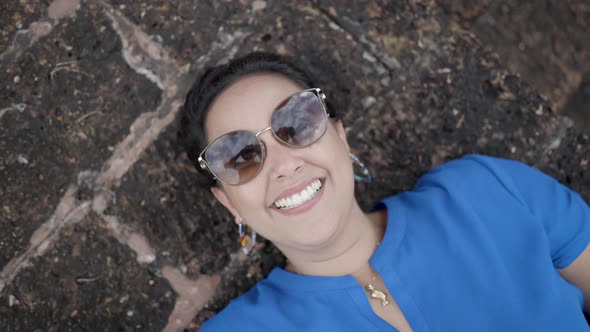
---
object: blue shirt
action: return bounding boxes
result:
[201,155,590,331]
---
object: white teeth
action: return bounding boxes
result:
[274,179,322,210]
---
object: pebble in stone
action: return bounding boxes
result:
[13,75,21,83]
[252,0,267,12]
[8,295,19,307]
[362,96,377,109]
[17,154,29,164]
[14,103,27,112]
[362,51,377,63]
[328,21,342,31]
[0,104,27,119]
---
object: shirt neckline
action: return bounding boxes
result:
[264,195,407,292]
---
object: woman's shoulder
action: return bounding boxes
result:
[413,154,540,195]
[378,155,519,203]
[377,154,550,219]
[420,154,519,181]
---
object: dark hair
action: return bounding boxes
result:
[178,52,329,187]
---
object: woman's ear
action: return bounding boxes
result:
[334,120,350,153]
[211,186,240,223]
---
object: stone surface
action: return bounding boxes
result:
[0,1,160,271]
[563,72,590,131]
[541,130,590,201]
[107,1,249,65]
[110,0,389,114]
[314,0,564,208]
[439,0,590,124]
[0,219,175,331]
[0,1,49,52]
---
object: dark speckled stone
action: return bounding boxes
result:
[0,219,175,331]
[0,0,49,52]
[0,2,161,270]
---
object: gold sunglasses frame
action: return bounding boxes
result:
[197,88,330,185]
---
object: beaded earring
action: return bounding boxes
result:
[350,153,372,183]
[237,217,257,256]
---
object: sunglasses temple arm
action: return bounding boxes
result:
[197,155,216,180]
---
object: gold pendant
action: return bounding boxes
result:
[366,284,390,306]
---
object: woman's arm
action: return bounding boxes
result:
[559,243,590,314]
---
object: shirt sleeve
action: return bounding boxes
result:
[465,154,590,269]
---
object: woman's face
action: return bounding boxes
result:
[205,73,355,251]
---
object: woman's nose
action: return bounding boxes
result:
[259,133,304,180]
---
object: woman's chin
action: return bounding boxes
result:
[285,218,343,250]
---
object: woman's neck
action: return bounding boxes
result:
[280,204,387,277]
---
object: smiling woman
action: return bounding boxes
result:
[178,53,590,332]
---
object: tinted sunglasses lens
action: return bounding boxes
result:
[271,90,327,146]
[204,131,264,185]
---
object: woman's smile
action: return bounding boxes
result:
[273,178,323,209]
[271,177,326,216]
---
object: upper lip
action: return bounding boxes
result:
[269,177,322,207]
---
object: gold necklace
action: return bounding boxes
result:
[365,273,390,306]
[364,240,390,306]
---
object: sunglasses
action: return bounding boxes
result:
[198,88,332,185]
